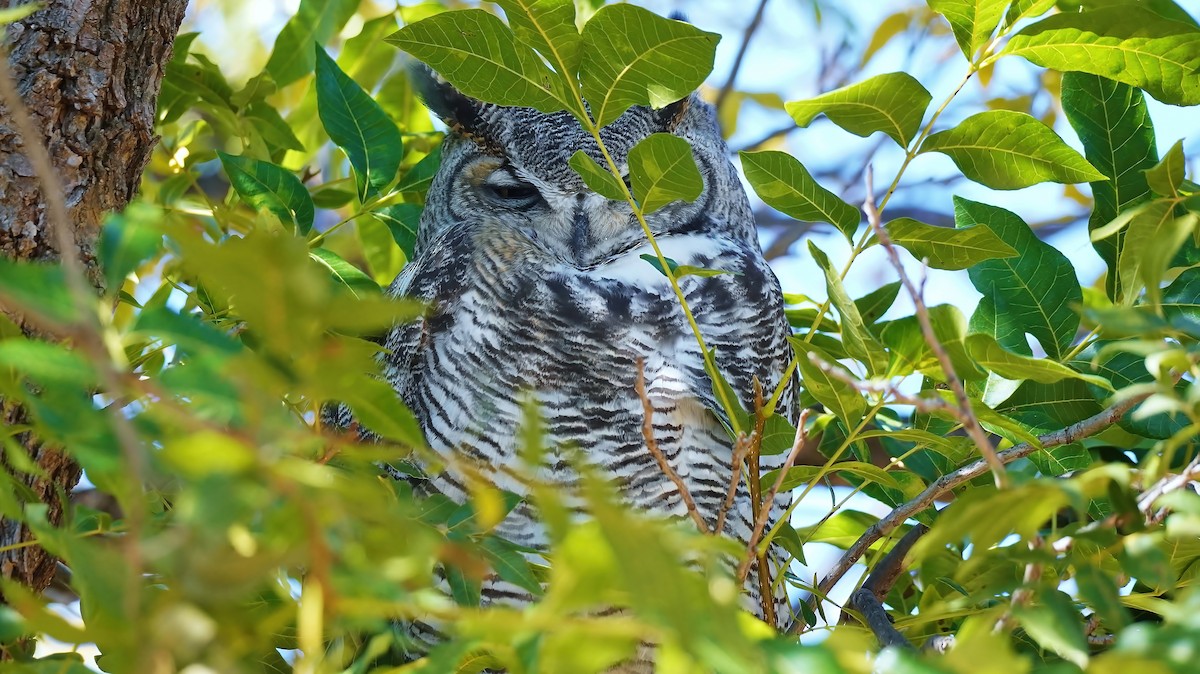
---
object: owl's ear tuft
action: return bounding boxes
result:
[656,96,691,133]
[409,64,494,146]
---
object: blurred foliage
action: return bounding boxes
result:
[1,1,1200,673]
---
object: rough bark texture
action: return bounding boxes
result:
[0,0,188,598]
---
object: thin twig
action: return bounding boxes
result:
[863,165,1009,488]
[995,536,1043,632]
[1138,451,1200,523]
[793,390,1152,633]
[737,408,809,582]
[715,433,750,535]
[635,358,710,533]
[713,0,771,114]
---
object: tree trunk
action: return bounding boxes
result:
[0,0,188,598]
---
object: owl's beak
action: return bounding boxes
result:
[570,195,590,265]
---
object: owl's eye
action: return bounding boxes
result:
[481,172,542,209]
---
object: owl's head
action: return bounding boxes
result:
[412,68,755,267]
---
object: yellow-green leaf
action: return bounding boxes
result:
[627,133,702,214]
[884,217,1017,270]
[1003,6,1200,106]
[786,72,932,147]
[919,110,1106,189]
[740,150,860,241]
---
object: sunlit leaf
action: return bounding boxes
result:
[1061,72,1158,302]
[785,72,931,147]
[957,197,1082,360]
[569,150,626,200]
[1144,139,1185,197]
[627,133,702,213]
[740,150,860,241]
[928,0,1009,59]
[309,247,380,298]
[373,203,422,259]
[791,340,867,427]
[809,242,888,376]
[217,152,315,235]
[965,333,1112,389]
[1003,6,1200,106]
[884,217,1017,269]
[387,9,568,112]
[264,0,359,86]
[919,110,1106,189]
[579,4,719,127]
[315,46,404,199]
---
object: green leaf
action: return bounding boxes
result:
[373,203,422,259]
[1118,201,1197,305]
[244,101,306,153]
[965,333,1112,389]
[160,431,257,478]
[309,247,380,299]
[99,202,163,294]
[740,150,860,241]
[217,152,315,235]
[0,261,74,326]
[493,0,582,80]
[444,565,482,607]
[877,304,984,380]
[1061,72,1158,302]
[784,72,932,147]
[627,133,702,214]
[791,340,867,428]
[1006,0,1055,26]
[763,461,899,493]
[1002,6,1200,106]
[569,150,626,200]
[132,306,242,356]
[343,377,425,447]
[315,46,404,199]
[0,3,42,25]
[884,217,1017,270]
[396,146,443,194]
[1074,563,1130,631]
[809,242,889,376]
[957,197,1082,360]
[0,341,95,388]
[1013,590,1089,668]
[265,0,359,86]
[579,4,719,127]
[854,281,901,324]
[1145,139,1185,197]
[387,9,568,113]
[479,537,544,597]
[919,110,1106,189]
[928,0,1010,58]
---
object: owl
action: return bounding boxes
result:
[368,68,798,656]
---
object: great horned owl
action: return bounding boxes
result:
[374,69,797,651]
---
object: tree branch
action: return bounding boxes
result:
[863,166,1009,488]
[635,358,710,533]
[713,0,771,114]
[794,390,1152,632]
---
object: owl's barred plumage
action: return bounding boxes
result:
[370,70,797,659]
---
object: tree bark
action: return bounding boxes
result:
[0,0,188,598]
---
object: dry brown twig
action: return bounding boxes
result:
[1138,451,1200,523]
[737,408,810,582]
[715,433,751,534]
[635,358,711,533]
[862,165,1009,488]
[793,390,1153,633]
